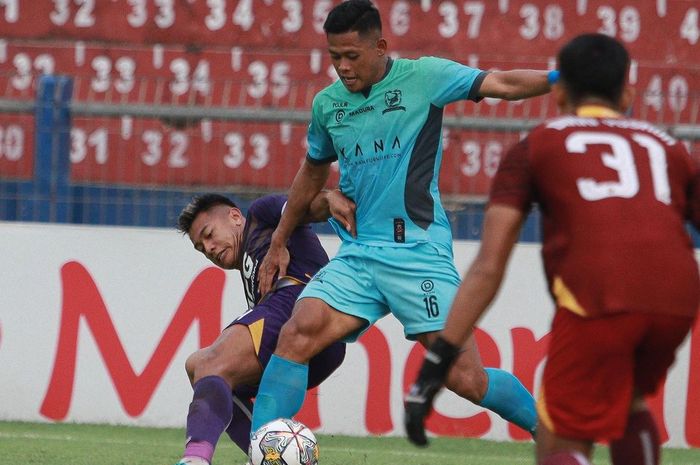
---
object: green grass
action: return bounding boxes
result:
[1,421,700,465]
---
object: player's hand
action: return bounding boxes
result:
[327,189,357,238]
[258,240,290,296]
[404,336,460,447]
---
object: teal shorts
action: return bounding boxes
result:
[299,241,461,341]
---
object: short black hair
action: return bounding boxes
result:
[177,194,237,234]
[558,33,630,105]
[323,0,381,36]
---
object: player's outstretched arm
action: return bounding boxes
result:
[404,204,524,446]
[479,70,551,101]
[258,159,331,295]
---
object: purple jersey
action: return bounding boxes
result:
[228,194,345,407]
[240,194,329,307]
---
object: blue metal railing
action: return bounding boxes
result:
[5,75,698,246]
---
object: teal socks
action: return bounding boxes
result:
[251,355,308,433]
[479,367,537,435]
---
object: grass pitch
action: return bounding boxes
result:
[2,421,700,465]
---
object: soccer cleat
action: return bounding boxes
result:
[174,457,210,465]
[404,336,460,446]
[404,379,439,446]
[530,420,538,439]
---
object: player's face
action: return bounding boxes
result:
[327,30,388,93]
[189,205,244,270]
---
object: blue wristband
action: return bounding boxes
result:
[547,70,560,85]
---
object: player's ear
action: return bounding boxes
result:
[621,84,635,113]
[376,37,387,56]
[552,83,568,113]
[228,207,243,225]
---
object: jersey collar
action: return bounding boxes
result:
[361,58,394,98]
[576,105,622,118]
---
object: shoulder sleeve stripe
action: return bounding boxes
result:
[467,71,489,102]
[306,152,337,165]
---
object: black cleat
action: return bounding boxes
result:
[404,395,430,446]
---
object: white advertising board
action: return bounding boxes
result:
[0,222,698,447]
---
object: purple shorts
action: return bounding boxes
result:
[228,285,345,399]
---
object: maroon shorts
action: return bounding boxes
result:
[537,308,694,441]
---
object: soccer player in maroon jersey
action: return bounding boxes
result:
[173,192,354,465]
[405,33,700,465]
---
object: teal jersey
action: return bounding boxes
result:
[307,56,486,248]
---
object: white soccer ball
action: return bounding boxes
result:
[248,418,319,465]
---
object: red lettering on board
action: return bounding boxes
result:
[510,328,549,440]
[403,328,498,438]
[296,387,321,429]
[299,327,392,432]
[40,261,226,420]
[359,326,393,434]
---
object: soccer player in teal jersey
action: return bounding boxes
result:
[253,0,554,445]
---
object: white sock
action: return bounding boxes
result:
[178,457,209,465]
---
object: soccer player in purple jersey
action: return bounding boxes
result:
[173,191,354,465]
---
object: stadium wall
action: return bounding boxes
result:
[1,222,699,447]
[1,1,699,232]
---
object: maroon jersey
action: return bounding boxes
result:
[491,107,700,318]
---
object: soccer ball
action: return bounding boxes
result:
[248,418,319,465]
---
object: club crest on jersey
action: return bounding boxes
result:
[383,89,406,114]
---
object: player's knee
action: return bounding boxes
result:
[187,345,231,380]
[446,365,488,402]
[276,318,317,360]
[185,350,199,382]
